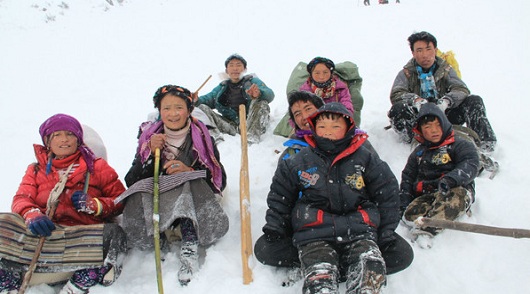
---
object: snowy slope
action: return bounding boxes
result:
[1,0,529,293]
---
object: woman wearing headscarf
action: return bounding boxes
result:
[0,113,126,294]
[121,85,229,286]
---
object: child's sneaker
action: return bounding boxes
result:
[58,280,89,294]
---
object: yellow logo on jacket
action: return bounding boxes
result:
[345,173,365,190]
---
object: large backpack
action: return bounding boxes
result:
[273,61,364,137]
[437,49,462,78]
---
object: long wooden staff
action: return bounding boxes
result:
[19,164,77,294]
[239,104,253,284]
[416,217,530,239]
[153,148,164,294]
[195,74,212,93]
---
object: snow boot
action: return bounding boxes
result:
[59,280,89,294]
[178,241,199,286]
[302,262,339,294]
[346,252,386,294]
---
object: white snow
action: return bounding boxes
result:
[1,0,529,293]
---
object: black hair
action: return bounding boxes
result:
[314,112,353,130]
[225,54,247,68]
[287,91,325,126]
[408,31,437,51]
[306,57,335,74]
[153,85,194,112]
[417,114,439,128]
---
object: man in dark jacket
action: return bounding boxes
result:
[388,31,496,153]
[255,92,412,284]
[260,102,406,293]
[194,54,275,144]
[400,102,480,249]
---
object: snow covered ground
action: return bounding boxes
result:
[1,0,529,293]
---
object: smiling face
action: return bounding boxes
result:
[160,94,190,131]
[225,59,246,83]
[291,100,319,131]
[314,114,348,140]
[48,130,78,158]
[412,40,437,69]
[311,63,332,84]
[420,117,443,143]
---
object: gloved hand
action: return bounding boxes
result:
[71,191,101,215]
[437,98,451,112]
[438,178,454,196]
[413,98,428,112]
[24,209,56,237]
[414,179,439,194]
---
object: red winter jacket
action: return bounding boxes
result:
[12,144,125,226]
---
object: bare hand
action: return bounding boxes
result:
[191,92,199,103]
[149,134,166,154]
[163,160,192,174]
[246,84,261,99]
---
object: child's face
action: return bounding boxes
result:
[315,116,348,140]
[420,118,443,143]
[311,63,332,83]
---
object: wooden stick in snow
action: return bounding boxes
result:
[416,217,530,239]
[239,104,253,285]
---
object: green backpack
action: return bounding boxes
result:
[273,61,364,137]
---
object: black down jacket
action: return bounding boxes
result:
[263,103,400,247]
[399,102,480,208]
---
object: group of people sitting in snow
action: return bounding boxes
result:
[0,31,496,294]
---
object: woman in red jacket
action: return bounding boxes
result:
[0,114,126,294]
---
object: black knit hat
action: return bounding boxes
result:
[225,54,247,68]
[306,57,335,74]
[153,85,194,111]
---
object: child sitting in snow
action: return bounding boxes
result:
[263,102,401,293]
[400,102,480,248]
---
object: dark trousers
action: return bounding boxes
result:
[388,95,496,143]
[254,232,413,275]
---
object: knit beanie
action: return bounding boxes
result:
[39,113,96,173]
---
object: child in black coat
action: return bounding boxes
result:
[400,102,480,249]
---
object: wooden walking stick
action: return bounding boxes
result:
[239,104,253,284]
[416,217,530,239]
[19,164,76,294]
[153,148,164,294]
[195,74,212,93]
